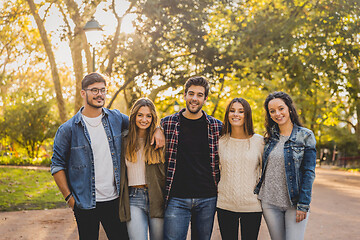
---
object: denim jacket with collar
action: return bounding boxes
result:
[51,107,129,209]
[254,124,317,212]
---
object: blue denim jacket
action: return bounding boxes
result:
[254,124,317,212]
[51,107,129,209]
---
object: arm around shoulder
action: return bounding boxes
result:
[112,109,129,131]
[121,112,129,131]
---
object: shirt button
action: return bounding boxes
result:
[287,150,290,152]
[93,193,95,195]
[288,162,291,166]
[114,168,117,170]
[108,137,111,140]
[289,176,292,179]
[112,152,114,155]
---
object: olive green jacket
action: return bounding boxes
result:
[119,133,166,222]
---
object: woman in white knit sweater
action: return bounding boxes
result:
[217,97,264,240]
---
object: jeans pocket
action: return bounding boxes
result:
[129,189,147,210]
[129,190,137,198]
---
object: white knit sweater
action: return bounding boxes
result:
[217,134,264,212]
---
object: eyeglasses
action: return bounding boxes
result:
[84,88,107,95]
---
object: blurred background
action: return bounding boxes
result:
[0,0,359,173]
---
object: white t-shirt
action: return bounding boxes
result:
[82,113,117,202]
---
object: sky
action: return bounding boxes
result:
[25,0,180,101]
[34,0,136,66]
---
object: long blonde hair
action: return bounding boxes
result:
[126,98,164,164]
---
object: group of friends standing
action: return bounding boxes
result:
[51,73,317,240]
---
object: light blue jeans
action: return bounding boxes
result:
[262,202,309,240]
[164,197,217,240]
[127,187,164,240]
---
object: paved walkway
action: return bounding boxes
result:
[1,167,360,239]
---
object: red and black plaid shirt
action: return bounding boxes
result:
[160,109,222,206]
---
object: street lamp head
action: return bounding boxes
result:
[83,16,103,32]
[84,16,103,72]
[84,17,103,46]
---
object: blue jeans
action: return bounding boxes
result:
[164,197,217,240]
[262,202,309,240]
[127,187,164,240]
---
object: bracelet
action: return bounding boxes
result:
[156,125,164,131]
[66,194,73,204]
[65,193,72,202]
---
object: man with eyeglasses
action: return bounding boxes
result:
[50,72,164,239]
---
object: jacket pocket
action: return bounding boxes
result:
[70,145,88,170]
[291,145,304,168]
[291,145,304,153]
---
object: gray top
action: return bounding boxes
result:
[258,135,292,208]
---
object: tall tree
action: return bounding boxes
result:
[25,0,67,122]
[58,0,103,111]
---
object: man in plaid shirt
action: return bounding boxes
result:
[161,76,222,240]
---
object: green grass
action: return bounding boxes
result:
[0,167,65,211]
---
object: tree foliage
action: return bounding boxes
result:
[0,0,359,157]
[1,94,59,158]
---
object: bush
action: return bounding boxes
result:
[0,156,51,166]
[0,95,59,159]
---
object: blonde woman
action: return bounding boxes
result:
[120,98,165,240]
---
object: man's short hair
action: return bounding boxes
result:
[81,73,107,90]
[184,76,210,98]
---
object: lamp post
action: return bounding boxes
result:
[174,101,180,112]
[83,16,103,72]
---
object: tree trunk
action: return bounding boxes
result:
[354,75,360,146]
[105,17,122,76]
[347,59,360,148]
[69,31,85,112]
[26,0,67,122]
[148,83,174,102]
[105,1,134,76]
[211,78,225,117]
[82,32,92,73]
[107,78,134,108]
[356,102,360,145]
[63,0,102,111]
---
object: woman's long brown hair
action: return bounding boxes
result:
[126,98,164,164]
[221,98,255,137]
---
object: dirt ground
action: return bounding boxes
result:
[1,167,360,240]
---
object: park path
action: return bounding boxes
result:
[1,167,360,239]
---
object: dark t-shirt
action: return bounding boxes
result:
[170,113,217,198]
